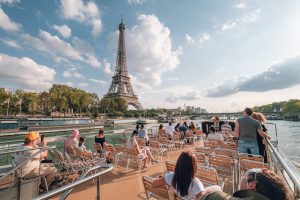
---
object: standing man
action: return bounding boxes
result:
[234,108,269,155]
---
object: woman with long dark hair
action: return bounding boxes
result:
[153,151,205,199]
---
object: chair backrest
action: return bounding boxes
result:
[142,176,170,200]
[196,166,219,186]
[165,160,176,172]
[204,140,222,149]
[127,148,139,156]
[195,147,214,155]
[238,153,263,163]
[93,143,102,152]
[136,138,146,147]
[114,144,126,153]
[222,142,237,151]
[171,134,180,141]
[195,130,204,136]
[195,153,206,165]
[103,144,114,152]
[159,137,169,144]
[209,154,233,170]
[149,140,160,148]
[240,159,269,172]
[215,148,237,158]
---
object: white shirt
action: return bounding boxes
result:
[14,144,41,176]
[165,172,205,199]
[208,132,224,141]
[165,125,175,136]
[221,124,232,132]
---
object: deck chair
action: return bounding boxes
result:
[209,154,235,193]
[126,148,144,171]
[149,140,168,160]
[142,176,171,200]
[238,153,263,163]
[195,152,206,166]
[136,138,147,147]
[195,146,214,156]
[196,166,224,189]
[222,142,237,151]
[185,131,196,144]
[204,140,223,149]
[215,148,237,159]
[195,130,204,140]
[165,161,176,173]
[103,144,123,169]
[159,137,175,152]
[171,135,185,149]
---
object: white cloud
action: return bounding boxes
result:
[168,77,178,81]
[0,7,21,31]
[103,59,113,76]
[185,33,210,44]
[206,55,300,97]
[221,9,260,31]
[0,53,55,90]
[234,3,247,9]
[89,78,106,85]
[63,70,72,78]
[185,34,195,44]
[1,38,22,49]
[110,14,181,89]
[53,24,72,38]
[59,0,102,36]
[0,0,19,5]
[63,68,83,78]
[128,0,147,5]
[21,30,100,68]
[165,87,200,103]
[199,33,210,43]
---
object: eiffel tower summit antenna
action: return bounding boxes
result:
[104,18,143,110]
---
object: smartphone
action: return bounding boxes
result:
[41,135,45,142]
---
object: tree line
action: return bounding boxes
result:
[253,99,300,114]
[0,84,171,118]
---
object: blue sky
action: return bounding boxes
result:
[0,0,300,112]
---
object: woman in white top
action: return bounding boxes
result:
[153,151,206,199]
[127,131,157,168]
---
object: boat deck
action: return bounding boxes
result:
[52,143,232,200]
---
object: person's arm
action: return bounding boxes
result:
[195,191,206,199]
[234,121,240,138]
[40,139,48,159]
[152,176,167,188]
[257,128,271,139]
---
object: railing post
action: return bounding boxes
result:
[17,178,21,200]
[96,176,100,200]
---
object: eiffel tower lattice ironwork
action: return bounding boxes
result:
[104,19,143,110]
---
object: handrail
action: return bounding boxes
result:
[0,145,56,156]
[0,146,56,183]
[266,139,300,198]
[33,164,113,200]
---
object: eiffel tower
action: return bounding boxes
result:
[104,19,143,110]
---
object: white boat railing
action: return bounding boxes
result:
[266,139,300,199]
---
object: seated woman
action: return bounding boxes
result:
[127,132,157,168]
[158,124,167,137]
[95,129,106,148]
[65,129,81,157]
[78,136,92,158]
[153,151,206,199]
[201,168,289,200]
[207,126,224,142]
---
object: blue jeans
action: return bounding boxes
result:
[238,139,259,155]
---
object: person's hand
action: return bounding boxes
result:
[266,134,271,140]
[41,139,47,147]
